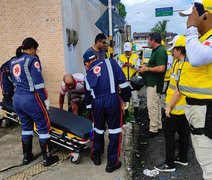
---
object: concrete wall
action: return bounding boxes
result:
[0,0,105,108]
[61,0,105,74]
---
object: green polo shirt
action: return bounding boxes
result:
[145,45,167,93]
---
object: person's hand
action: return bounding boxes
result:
[165,105,171,118]
[187,6,205,28]
[138,65,146,74]
[124,62,133,67]
[44,98,50,110]
[122,102,129,110]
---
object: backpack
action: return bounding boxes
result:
[0,57,15,97]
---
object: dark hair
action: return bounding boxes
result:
[95,33,107,44]
[16,37,39,57]
[148,32,162,44]
[175,46,186,55]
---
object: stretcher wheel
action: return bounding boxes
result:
[70,153,80,164]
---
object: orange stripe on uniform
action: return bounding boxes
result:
[117,97,122,158]
[34,92,50,132]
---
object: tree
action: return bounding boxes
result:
[151,20,168,40]
[118,2,127,18]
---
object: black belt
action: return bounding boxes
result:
[189,124,205,135]
[186,98,211,106]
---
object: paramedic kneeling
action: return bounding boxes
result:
[179,2,212,179]
[83,51,131,173]
[10,37,58,166]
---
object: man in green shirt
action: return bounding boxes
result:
[139,32,167,138]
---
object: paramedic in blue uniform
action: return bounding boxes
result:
[0,57,15,127]
[83,51,131,173]
[10,37,58,166]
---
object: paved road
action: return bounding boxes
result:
[131,111,203,180]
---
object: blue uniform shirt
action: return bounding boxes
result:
[10,53,47,101]
[85,58,131,108]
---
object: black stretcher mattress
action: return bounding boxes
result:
[49,107,92,139]
[0,102,92,140]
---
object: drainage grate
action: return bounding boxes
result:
[5,150,70,180]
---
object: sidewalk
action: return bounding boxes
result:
[0,123,133,180]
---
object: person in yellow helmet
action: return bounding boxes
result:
[179,1,212,179]
[118,42,141,121]
[154,35,190,172]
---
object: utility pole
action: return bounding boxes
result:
[108,0,114,58]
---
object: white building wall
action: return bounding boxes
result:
[61,0,106,74]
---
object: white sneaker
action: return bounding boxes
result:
[174,158,188,166]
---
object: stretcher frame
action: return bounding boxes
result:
[0,103,92,164]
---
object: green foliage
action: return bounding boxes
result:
[151,20,168,40]
[118,2,127,18]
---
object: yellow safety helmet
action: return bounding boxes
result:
[168,35,186,51]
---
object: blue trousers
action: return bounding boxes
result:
[13,92,50,142]
[91,93,122,165]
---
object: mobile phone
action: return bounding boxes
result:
[194,2,205,16]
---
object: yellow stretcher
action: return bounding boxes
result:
[0,102,92,164]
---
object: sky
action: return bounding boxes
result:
[121,0,194,35]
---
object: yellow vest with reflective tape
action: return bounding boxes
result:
[119,53,139,79]
[164,51,172,82]
[166,60,186,115]
[178,30,212,99]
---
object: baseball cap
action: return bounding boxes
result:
[82,51,96,62]
[124,42,132,52]
[179,0,212,16]
[167,35,186,51]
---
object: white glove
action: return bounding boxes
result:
[44,98,50,110]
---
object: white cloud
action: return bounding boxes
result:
[121,0,193,35]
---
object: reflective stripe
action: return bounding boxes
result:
[119,81,129,89]
[171,105,185,110]
[90,62,104,71]
[34,83,45,89]
[168,84,175,90]
[178,85,212,95]
[86,104,91,109]
[39,133,51,139]
[85,77,95,99]
[24,58,34,91]
[108,128,122,134]
[105,59,115,93]
[22,130,33,135]
[93,127,104,134]
[11,57,25,64]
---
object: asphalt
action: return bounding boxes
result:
[131,87,203,180]
[0,121,133,180]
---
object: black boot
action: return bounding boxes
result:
[106,161,122,173]
[91,154,101,165]
[22,136,34,165]
[39,140,59,167]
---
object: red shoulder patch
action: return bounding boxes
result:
[34,61,40,69]
[93,66,101,74]
[12,64,21,77]
[204,41,211,46]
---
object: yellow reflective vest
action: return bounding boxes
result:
[166,60,186,115]
[178,31,212,99]
[118,53,139,79]
[164,51,172,82]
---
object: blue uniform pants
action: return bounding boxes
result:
[91,93,122,165]
[13,92,50,143]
